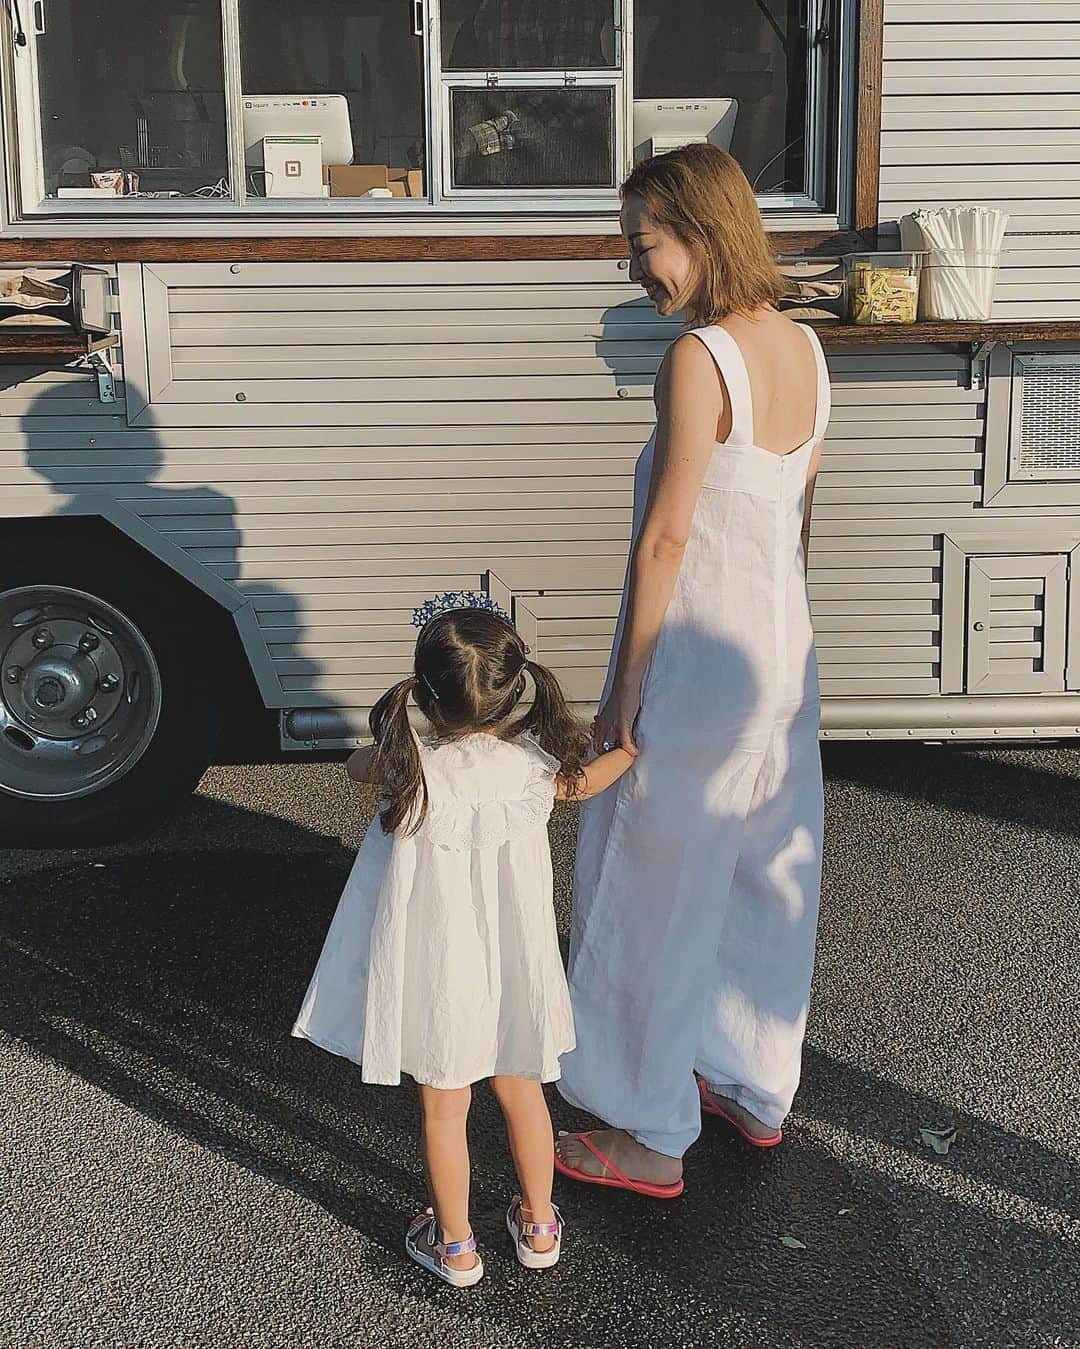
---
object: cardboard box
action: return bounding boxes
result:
[329,163,389,197]
[388,167,424,198]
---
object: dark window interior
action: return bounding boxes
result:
[440,0,616,70]
[634,0,833,197]
[37,0,228,198]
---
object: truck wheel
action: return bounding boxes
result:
[0,554,219,846]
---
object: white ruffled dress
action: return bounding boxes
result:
[292,733,575,1090]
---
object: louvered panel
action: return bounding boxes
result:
[965,554,1067,693]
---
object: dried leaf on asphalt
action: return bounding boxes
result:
[837,1208,853,1216]
[919,1125,958,1156]
[781,1236,807,1250]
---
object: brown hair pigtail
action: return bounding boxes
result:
[514,659,589,799]
[369,677,428,835]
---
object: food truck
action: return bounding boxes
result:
[1,0,1079,844]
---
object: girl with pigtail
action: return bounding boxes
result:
[292,594,634,1289]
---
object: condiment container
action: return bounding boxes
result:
[844,252,921,325]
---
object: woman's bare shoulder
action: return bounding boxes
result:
[656,331,723,409]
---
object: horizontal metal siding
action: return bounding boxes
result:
[880,0,1080,320]
[156,264,648,703]
[810,350,981,698]
[6,263,1080,721]
[141,267,986,708]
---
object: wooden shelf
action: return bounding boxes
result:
[0,229,856,264]
[0,329,87,361]
[808,320,1080,346]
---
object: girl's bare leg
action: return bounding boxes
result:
[490,1075,558,1253]
[417,1083,477,1272]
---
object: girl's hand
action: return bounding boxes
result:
[592,676,643,757]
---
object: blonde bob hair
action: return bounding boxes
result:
[621,142,789,327]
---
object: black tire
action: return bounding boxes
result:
[0,530,220,847]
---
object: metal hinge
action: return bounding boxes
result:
[564,71,577,85]
[485,71,499,87]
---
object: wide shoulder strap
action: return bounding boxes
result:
[683,325,755,445]
[798,322,832,445]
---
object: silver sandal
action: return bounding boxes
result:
[405,1210,484,1288]
[506,1195,563,1270]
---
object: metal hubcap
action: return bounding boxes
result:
[0,587,163,802]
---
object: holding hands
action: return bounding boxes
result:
[591,672,644,758]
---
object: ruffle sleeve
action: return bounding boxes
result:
[416,734,561,852]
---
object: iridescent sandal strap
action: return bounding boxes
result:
[512,1197,562,1238]
[438,1232,477,1258]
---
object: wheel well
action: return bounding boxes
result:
[1,516,275,761]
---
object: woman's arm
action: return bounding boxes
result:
[595,333,724,753]
[801,440,824,561]
[556,747,636,802]
[346,745,381,784]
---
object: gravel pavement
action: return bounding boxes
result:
[2,742,1078,1349]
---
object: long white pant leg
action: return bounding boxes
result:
[696,717,824,1130]
[560,742,763,1160]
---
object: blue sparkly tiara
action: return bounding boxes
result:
[411,589,512,630]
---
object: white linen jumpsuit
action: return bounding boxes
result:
[558,322,831,1159]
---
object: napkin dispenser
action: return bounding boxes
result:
[0,265,113,334]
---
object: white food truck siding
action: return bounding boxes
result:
[2,0,1080,844]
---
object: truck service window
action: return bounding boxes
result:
[239,0,426,200]
[3,0,846,216]
[31,0,229,202]
[634,0,838,210]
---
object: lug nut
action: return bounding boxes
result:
[32,628,54,649]
[99,672,121,692]
[78,632,101,653]
[4,666,20,683]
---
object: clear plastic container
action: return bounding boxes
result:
[844,251,921,325]
[919,249,1001,321]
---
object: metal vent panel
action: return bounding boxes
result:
[1016,355,1080,474]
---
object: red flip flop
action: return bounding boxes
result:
[697,1078,783,1149]
[554,1131,684,1200]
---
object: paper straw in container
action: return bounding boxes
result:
[899,207,1008,320]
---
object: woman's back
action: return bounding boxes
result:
[711,307,822,455]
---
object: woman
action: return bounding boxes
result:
[555,144,830,1198]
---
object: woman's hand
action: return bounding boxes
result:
[592,674,643,757]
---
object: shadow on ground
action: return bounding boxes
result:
[7,767,1078,1347]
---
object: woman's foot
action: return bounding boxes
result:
[555,1128,683,1188]
[697,1080,783,1146]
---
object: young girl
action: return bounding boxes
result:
[292,592,634,1288]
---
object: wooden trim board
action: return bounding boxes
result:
[853,0,884,241]
[0,230,856,263]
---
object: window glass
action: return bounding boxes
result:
[441,0,617,71]
[239,0,426,200]
[633,0,814,196]
[449,87,615,190]
[35,0,229,202]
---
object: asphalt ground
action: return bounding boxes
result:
[1,742,1078,1349]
